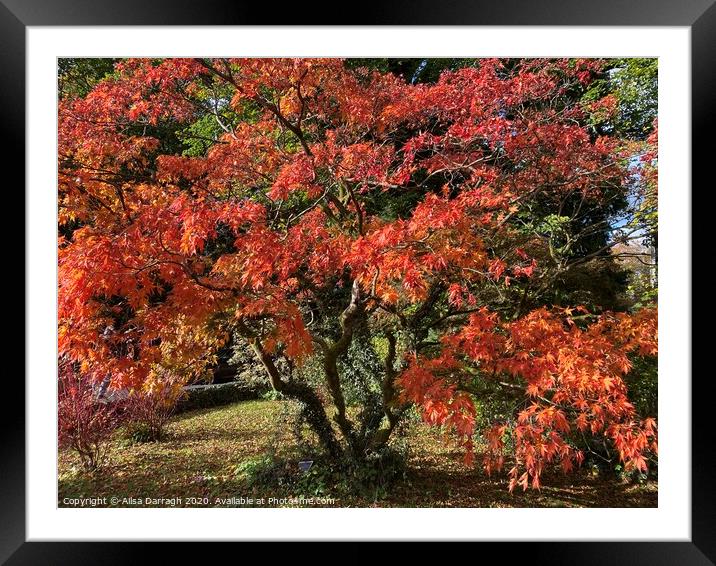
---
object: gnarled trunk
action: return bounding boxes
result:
[242,327,343,459]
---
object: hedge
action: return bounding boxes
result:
[175,381,269,413]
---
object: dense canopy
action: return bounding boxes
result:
[58,58,658,490]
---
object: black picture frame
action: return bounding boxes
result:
[8,0,709,561]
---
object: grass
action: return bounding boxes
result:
[58,399,657,508]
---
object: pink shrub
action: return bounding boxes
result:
[58,360,121,472]
[121,378,183,442]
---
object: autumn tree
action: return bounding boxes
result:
[58,57,119,100]
[58,58,657,489]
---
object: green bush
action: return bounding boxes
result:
[120,421,161,444]
[340,442,409,499]
[625,355,658,419]
[261,389,285,401]
[232,442,409,502]
[233,455,287,488]
[176,382,268,413]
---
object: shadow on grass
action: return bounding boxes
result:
[58,400,658,508]
[389,464,657,508]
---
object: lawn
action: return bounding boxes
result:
[58,399,657,508]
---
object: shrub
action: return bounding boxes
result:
[261,389,285,401]
[339,442,409,499]
[176,381,267,413]
[58,362,121,472]
[121,378,182,442]
[121,421,161,444]
[232,395,410,502]
[233,438,410,502]
[626,355,658,419]
[233,455,286,488]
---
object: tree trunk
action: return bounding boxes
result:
[246,334,343,459]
